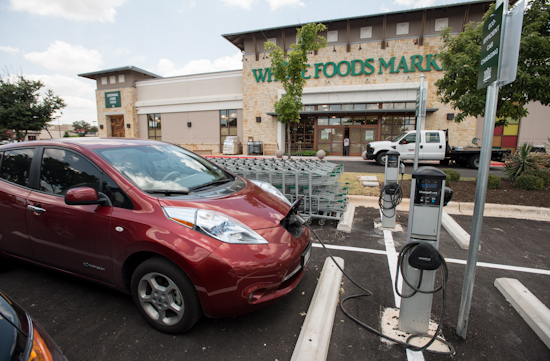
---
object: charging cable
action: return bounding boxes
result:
[378,173,404,218]
[307,226,455,356]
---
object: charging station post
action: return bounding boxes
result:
[380,150,404,228]
[399,167,452,334]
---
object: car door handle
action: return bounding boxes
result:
[27,205,46,214]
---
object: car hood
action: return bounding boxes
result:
[369,140,393,148]
[157,181,290,230]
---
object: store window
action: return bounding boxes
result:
[147,114,161,140]
[220,110,238,150]
[381,115,416,140]
[288,116,315,152]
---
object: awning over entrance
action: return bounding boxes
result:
[266,108,439,116]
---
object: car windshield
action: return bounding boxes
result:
[94,144,232,194]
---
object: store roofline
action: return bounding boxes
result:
[222,0,494,50]
[78,66,162,80]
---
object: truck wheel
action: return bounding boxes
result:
[439,159,450,166]
[375,152,387,166]
[468,154,480,169]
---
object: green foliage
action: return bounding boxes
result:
[63,131,69,138]
[514,174,544,190]
[525,168,550,186]
[435,0,550,126]
[265,23,327,157]
[504,143,542,180]
[442,168,461,182]
[487,174,502,189]
[72,120,92,135]
[286,150,318,156]
[0,75,66,141]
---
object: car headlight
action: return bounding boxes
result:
[250,180,291,205]
[163,207,268,244]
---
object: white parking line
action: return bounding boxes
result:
[312,243,550,276]
[383,230,402,308]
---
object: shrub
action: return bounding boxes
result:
[442,168,460,183]
[474,174,501,189]
[488,174,502,189]
[514,175,544,191]
[525,168,550,186]
[504,143,542,181]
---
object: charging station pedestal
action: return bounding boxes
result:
[381,151,403,228]
[399,167,449,334]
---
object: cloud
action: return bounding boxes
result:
[0,46,20,54]
[10,0,127,23]
[24,41,103,76]
[25,73,98,124]
[266,0,305,11]
[156,52,243,77]
[220,0,258,10]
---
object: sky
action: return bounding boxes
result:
[0,0,475,125]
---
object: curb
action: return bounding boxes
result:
[291,257,344,361]
[348,195,550,222]
[495,278,550,349]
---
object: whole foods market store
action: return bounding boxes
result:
[274,103,437,156]
[262,81,439,156]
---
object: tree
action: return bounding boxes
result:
[72,120,93,136]
[0,75,66,141]
[435,0,550,126]
[265,23,327,158]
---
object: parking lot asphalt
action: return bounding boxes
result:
[1,204,549,360]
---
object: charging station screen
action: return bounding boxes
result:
[414,179,442,206]
[387,154,398,168]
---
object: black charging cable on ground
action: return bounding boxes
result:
[378,174,404,219]
[307,226,455,356]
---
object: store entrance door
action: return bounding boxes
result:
[110,116,125,138]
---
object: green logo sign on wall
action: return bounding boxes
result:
[251,54,442,83]
[105,91,121,108]
[477,4,504,89]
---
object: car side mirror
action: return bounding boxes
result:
[400,140,407,144]
[65,187,106,206]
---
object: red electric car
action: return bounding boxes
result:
[0,138,311,333]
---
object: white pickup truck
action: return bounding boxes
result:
[364,130,511,168]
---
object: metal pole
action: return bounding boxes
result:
[413,75,425,171]
[456,81,499,338]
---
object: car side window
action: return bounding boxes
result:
[0,148,35,187]
[101,172,134,209]
[40,148,101,195]
[426,132,441,143]
[40,148,133,209]
[403,134,416,143]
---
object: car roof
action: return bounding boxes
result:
[0,137,167,151]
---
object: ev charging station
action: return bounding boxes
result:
[398,166,453,334]
[380,150,405,228]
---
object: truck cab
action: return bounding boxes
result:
[366,130,446,165]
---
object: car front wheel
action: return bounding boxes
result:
[130,257,202,333]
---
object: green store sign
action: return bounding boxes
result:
[252,54,442,83]
[105,91,121,108]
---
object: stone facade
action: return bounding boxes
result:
[96,87,138,138]
[242,36,477,153]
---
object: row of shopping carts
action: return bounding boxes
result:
[210,157,349,225]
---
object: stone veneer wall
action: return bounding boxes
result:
[96,87,138,138]
[242,36,477,154]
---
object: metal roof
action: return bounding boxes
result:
[222,0,494,51]
[78,66,162,80]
